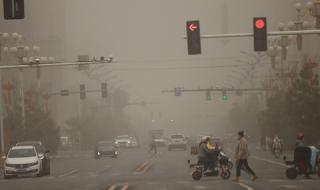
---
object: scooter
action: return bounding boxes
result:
[188,159,231,181]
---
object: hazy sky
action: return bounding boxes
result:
[3,0,316,132]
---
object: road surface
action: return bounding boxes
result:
[1,143,319,190]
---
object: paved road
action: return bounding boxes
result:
[1,143,319,190]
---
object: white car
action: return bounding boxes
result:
[3,146,43,178]
[114,135,133,148]
[168,134,187,151]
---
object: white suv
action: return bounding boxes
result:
[3,146,43,178]
[168,134,187,151]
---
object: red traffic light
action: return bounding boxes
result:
[255,19,265,29]
[188,23,198,32]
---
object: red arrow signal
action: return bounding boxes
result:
[189,23,198,32]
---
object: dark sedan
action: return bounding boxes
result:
[95,141,118,159]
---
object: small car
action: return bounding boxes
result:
[168,134,187,151]
[95,141,118,159]
[114,135,134,148]
[16,141,50,175]
[3,146,43,178]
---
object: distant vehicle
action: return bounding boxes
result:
[129,136,139,147]
[95,141,118,159]
[16,141,50,175]
[3,146,43,179]
[168,133,187,151]
[149,129,166,147]
[114,135,133,148]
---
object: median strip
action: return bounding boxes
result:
[133,155,156,174]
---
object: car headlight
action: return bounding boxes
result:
[97,152,100,156]
[115,151,118,155]
[30,161,39,166]
[5,163,15,168]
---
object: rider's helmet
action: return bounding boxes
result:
[238,130,245,137]
[296,132,304,140]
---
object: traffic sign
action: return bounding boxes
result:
[60,90,69,96]
[253,17,267,51]
[186,20,201,55]
[3,0,25,20]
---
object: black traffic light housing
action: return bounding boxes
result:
[3,0,25,20]
[101,83,107,98]
[80,84,86,100]
[253,17,267,51]
[186,20,201,55]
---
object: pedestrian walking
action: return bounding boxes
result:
[234,130,257,182]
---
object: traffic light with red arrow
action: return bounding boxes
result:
[186,20,201,55]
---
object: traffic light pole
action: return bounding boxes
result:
[183,29,320,39]
[163,87,272,93]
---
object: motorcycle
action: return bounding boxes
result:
[188,160,231,181]
[219,151,233,170]
[283,146,320,179]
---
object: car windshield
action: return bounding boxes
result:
[171,135,184,139]
[8,148,37,158]
[117,136,130,139]
[17,143,44,153]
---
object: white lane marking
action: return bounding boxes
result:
[252,156,286,167]
[194,186,207,189]
[58,169,79,177]
[268,179,285,182]
[88,172,99,177]
[238,182,254,190]
[277,185,297,189]
[120,184,129,190]
[108,185,117,190]
[85,183,98,188]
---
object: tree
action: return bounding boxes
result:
[4,105,60,153]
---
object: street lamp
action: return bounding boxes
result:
[267,38,281,69]
[284,1,320,51]
[0,32,10,155]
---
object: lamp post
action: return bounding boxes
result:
[0,32,9,155]
[9,42,29,129]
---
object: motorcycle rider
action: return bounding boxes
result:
[197,137,212,171]
[295,132,312,178]
[295,132,305,148]
[149,139,157,154]
[272,135,282,154]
